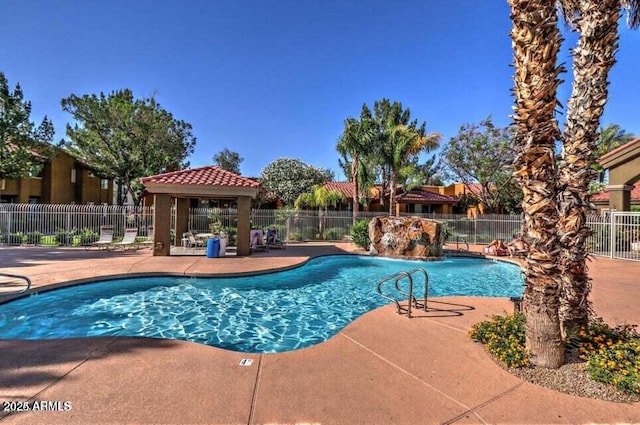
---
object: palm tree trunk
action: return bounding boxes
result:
[508,0,565,368]
[352,155,359,224]
[558,0,620,339]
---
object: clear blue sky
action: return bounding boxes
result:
[2,1,639,180]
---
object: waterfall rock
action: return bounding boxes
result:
[368,216,443,258]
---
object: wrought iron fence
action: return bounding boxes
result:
[1,203,639,262]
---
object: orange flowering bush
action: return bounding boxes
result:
[469,313,530,368]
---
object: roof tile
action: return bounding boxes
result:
[141,166,261,188]
[591,181,640,202]
[396,189,458,204]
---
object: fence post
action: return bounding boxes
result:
[609,212,616,259]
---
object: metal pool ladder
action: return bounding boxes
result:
[0,272,32,296]
[376,268,428,318]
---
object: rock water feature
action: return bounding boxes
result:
[368,216,444,259]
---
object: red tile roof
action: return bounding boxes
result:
[322,181,356,198]
[396,189,458,204]
[598,137,640,162]
[141,166,261,188]
[591,181,640,202]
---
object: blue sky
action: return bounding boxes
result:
[2,1,639,180]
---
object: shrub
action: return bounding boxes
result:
[569,318,640,394]
[469,313,530,368]
[77,228,99,245]
[587,339,640,394]
[55,228,74,246]
[8,232,24,245]
[323,227,347,241]
[26,231,43,245]
[350,219,370,250]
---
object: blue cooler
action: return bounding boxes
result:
[206,237,220,258]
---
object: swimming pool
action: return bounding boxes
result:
[0,255,523,353]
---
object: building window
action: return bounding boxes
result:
[71,169,77,183]
[101,179,109,190]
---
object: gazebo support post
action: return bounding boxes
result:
[237,196,252,256]
[175,198,190,247]
[153,194,172,256]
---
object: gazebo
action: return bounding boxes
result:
[140,166,261,256]
[598,137,640,211]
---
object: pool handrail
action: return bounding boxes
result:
[0,272,32,296]
[376,268,428,318]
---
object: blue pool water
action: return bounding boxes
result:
[0,255,523,353]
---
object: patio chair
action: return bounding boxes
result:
[137,225,154,249]
[483,239,507,256]
[508,237,527,258]
[86,225,114,250]
[250,229,268,253]
[183,232,204,250]
[266,227,286,250]
[112,228,139,250]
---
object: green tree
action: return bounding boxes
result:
[0,72,54,183]
[556,0,640,339]
[259,158,334,206]
[213,148,243,174]
[337,111,376,223]
[294,184,346,237]
[61,90,196,205]
[438,118,520,213]
[366,99,440,215]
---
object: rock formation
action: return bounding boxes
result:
[368,216,443,259]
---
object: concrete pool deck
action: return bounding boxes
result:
[0,243,639,424]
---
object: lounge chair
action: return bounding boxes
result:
[508,237,527,258]
[266,227,286,250]
[250,229,267,253]
[137,225,154,249]
[483,239,507,256]
[113,228,139,250]
[86,225,114,250]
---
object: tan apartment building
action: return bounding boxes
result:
[0,148,113,204]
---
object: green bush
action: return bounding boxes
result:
[323,227,347,241]
[55,228,74,246]
[587,339,640,394]
[223,226,237,245]
[350,219,371,250]
[8,232,24,245]
[569,318,640,394]
[78,228,99,245]
[469,313,530,368]
[26,231,43,245]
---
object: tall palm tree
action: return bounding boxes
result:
[337,113,374,224]
[557,0,640,338]
[383,124,441,215]
[367,99,439,216]
[508,0,566,368]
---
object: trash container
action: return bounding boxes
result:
[218,235,228,257]
[206,237,220,258]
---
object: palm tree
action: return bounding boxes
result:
[367,99,440,216]
[557,0,640,338]
[383,124,441,215]
[508,0,566,368]
[294,185,346,238]
[337,113,374,224]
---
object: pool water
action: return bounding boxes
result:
[0,255,523,353]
